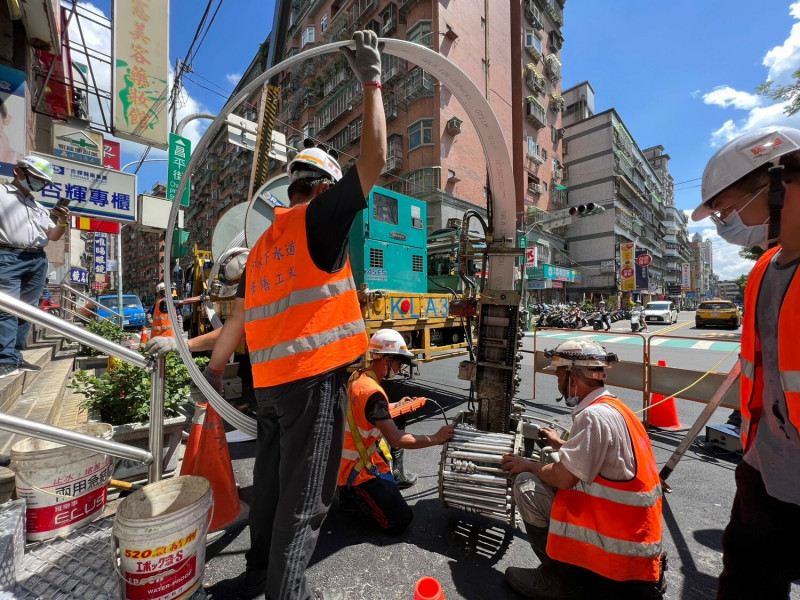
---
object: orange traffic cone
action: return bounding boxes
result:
[140,326,148,344]
[186,403,248,531]
[648,360,685,429]
[414,577,445,600]
[180,403,206,477]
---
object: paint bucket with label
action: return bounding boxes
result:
[112,476,213,600]
[10,423,113,542]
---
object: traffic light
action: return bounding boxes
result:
[568,203,605,217]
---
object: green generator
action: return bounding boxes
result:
[349,186,427,294]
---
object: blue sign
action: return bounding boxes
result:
[635,249,650,290]
[94,233,108,275]
[70,267,88,285]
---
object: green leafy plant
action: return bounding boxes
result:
[70,350,209,425]
[78,318,130,356]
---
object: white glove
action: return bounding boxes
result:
[145,336,178,358]
[342,30,382,84]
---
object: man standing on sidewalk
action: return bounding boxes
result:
[0,156,68,379]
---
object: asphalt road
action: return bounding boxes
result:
[201,311,799,600]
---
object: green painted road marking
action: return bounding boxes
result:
[526,330,741,352]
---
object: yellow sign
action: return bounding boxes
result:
[112,0,169,149]
[620,242,635,291]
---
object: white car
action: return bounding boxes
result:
[643,301,678,324]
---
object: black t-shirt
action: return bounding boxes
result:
[237,167,367,297]
[364,393,391,425]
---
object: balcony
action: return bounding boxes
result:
[398,0,421,18]
[525,96,546,129]
[550,92,564,113]
[525,64,546,95]
[323,6,355,41]
[523,0,544,29]
[314,80,361,133]
[528,182,542,195]
[382,54,408,85]
[525,44,542,63]
[527,151,544,165]
[384,92,398,120]
[397,68,435,107]
[552,184,568,206]
[383,152,403,174]
[544,54,561,82]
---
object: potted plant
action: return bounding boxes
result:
[69,349,208,481]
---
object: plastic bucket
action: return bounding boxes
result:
[112,476,213,600]
[10,423,114,542]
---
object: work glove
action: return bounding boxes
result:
[203,366,225,396]
[342,30,382,84]
[145,335,178,358]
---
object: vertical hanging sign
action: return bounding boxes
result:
[167,133,191,207]
[620,242,635,291]
[112,0,170,149]
[94,234,108,276]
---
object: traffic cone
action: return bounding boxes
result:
[180,403,206,477]
[186,403,248,531]
[648,360,685,430]
[140,326,148,344]
[414,577,445,600]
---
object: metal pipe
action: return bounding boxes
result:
[448,441,515,453]
[443,482,510,498]
[0,291,150,370]
[453,428,515,441]
[445,500,510,519]
[447,463,506,475]
[444,489,509,506]
[148,356,166,483]
[446,450,507,462]
[0,413,153,464]
[442,471,509,486]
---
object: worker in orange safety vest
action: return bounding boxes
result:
[691,126,800,599]
[501,338,665,599]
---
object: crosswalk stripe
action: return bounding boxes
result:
[650,338,668,346]
[601,336,630,343]
[692,340,714,350]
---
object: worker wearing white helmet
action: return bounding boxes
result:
[338,329,454,534]
[502,338,664,599]
[0,155,69,380]
[692,126,800,598]
[201,30,390,599]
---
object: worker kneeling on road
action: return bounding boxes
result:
[501,338,665,599]
[338,329,454,533]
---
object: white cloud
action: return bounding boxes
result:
[702,86,761,110]
[763,1,800,83]
[225,73,242,86]
[709,101,799,146]
[683,211,757,280]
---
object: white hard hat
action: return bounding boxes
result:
[368,329,418,366]
[156,282,166,293]
[543,338,617,371]
[17,155,55,183]
[692,126,800,221]
[287,140,342,183]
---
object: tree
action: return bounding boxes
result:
[757,68,800,116]
[739,246,765,261]
[735,273,748,302]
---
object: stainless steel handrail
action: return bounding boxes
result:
[0,413,154,464]
[60,283,122,325]
[0,290,167,483]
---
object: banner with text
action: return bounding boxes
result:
[620,242,635,291]
[635,249,650,290]
[167,133,191,207]
[94,234,108,275]
[681,263,691,290]
[112,0,169,149]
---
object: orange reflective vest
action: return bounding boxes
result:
[243,204,367,388]
[547,394,663,582]
[338,370,393,487]
[740,245,800,451]
[150,300,174,339]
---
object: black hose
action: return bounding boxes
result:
[426,398,450,426]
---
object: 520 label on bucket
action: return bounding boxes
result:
[125,529,198,564]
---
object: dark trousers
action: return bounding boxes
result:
[340,476,413,534]
[246,368,348,600]
[718,461,800,599]
[0,250,47,365]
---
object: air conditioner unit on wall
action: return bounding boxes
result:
[446,116,463,135]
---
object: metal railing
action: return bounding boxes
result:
[0,291,166,482]
[59,282,122,327]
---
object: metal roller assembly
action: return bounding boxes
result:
[439,423,518,526]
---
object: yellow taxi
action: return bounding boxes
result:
[695,300,741,329]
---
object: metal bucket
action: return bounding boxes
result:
[112,475,213,600]
[10,422,113,542]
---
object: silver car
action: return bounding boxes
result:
[643,301,678,324]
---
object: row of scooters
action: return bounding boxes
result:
[530,303,646,332]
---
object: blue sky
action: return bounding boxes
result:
[75,0,800,280]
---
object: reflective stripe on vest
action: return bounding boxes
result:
[150,302,174,339]
[547,394,663,583]
[739,245,800,451]
[339,370,393,487]
[244,204,367,387]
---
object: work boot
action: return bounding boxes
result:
[504,565,581,600]
[524,522,551,566]
[391,448,418,489]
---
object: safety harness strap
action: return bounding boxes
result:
[767,164,785,248]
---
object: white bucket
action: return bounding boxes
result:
[10,423,114,542]
[112,476,213,600]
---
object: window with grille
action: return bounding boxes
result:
[370,248,384,268]
[412,255,424,272]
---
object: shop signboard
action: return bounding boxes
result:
[635,249,650,290]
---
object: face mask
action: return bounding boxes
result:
[714,210,771,249]
[559,372,581,407]
[20,174,47,193]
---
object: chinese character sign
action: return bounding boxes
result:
[681,263,691,290]
[168,133,191,207]
[70,267,89,286]
[94,234,108,275]
[620,242,635,292]
[33,152,136,223]
[635,249,649,290]
[112,0,169,149]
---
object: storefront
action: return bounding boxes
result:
[526,264,581,305]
